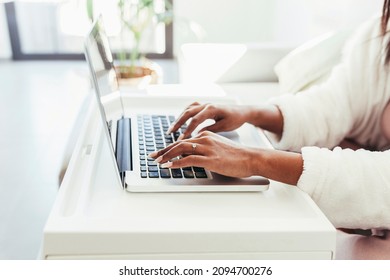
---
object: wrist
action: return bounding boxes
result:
[246,147,266,177]
[247,104,283,135]
[248,148,303,185]
[241,106,262,124]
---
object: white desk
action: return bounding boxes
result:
[42,84,336,260]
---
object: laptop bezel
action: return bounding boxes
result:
[84,15,124,188]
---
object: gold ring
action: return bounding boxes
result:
[192,143,197,155]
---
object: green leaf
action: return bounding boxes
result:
[86,0,94,22]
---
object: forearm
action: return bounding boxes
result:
[243,104,284,136]
[249,148,303,186]
[298,147,390,229]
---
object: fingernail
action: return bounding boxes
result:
[177,134,184,141]
[160,162,173,168]
[155,156,163,163]
[166,126,173,135]
[149,151,157,158]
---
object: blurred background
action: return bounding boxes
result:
[0,0,383,60]
[0,0,383,260]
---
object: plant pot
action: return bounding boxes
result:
[115,60,162,89]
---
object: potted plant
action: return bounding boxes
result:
[86,0,173,87]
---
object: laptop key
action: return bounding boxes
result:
[162,125,169,131]
[148,172,159,178]
[141,172,147,178]
[195,171,208,178]
[148,166,158,172]
[173,132,180,141]
[171,168,183,178]
[183,170,195,178]
[160,169,171,178]
[193,166,206,172]
[140,166,147,172]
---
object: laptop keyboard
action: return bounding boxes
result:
[137,114,208,179]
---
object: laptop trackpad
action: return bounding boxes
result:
[217,130,240,143]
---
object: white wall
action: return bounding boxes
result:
[272,0,383,44]
[174,0,277,54]
[0,5,12,59]
[173,0,384,54]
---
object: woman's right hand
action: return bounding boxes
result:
[168,102,251,140]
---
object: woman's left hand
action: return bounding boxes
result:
[149,131,257,178]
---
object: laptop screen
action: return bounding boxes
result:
[84,16,126,186]
[84,16,119,97]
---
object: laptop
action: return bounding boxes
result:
[84,16,270,192]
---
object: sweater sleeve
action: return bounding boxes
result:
[267,17,390,229]
[298,147,390,229]
[269,17,381,152]
[269,65,353,152]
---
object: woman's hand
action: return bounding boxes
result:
[149,130,303,185]
[149,131,257,178]
[168,102,252,140]
[168,102,284,140]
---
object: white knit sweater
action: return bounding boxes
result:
[271,17,390,230]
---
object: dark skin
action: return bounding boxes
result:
[149,102,303,185]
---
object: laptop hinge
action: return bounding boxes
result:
[116,117,133,186]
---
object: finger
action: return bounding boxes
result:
[187,101,201,108]
[160,155,207,169]
[148,141,181,158]
[156,141,204,164]
[180,101,200,109]
[179,106,217,140]
[198,120,227,133]
[167,103,205,134]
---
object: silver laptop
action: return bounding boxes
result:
[84,16,270,192]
